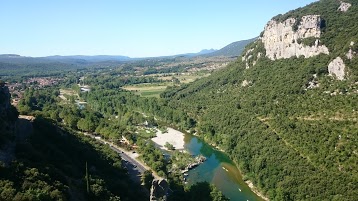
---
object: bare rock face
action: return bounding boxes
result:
[328,57,346,80]
[241,80,252,87]
[338,1,351,12]
[346,41,356,60]
[307,74,320,89]
[241,43,262,69]
[347,49,354,60]
[242,48,254,69]
[262,15,329,60]
[0,83,16,167]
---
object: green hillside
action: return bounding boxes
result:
[0,84,147,201]
[161,0,358,200]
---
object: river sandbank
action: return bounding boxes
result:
[151,128,185,150]
[152,128,270,200]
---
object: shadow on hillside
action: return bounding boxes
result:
[14,117,148,201]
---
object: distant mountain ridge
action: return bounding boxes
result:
[45,55,131,62]
[0,38,255,62]
[0,54,22,58]
[0,54,131,63]
[197,49,217,55]
[164,49,217,58]
[203,37,257,57]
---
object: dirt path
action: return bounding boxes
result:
[257,117,318,168]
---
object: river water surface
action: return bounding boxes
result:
[184,134,263,201]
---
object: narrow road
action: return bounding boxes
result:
[109,146,146,173]
[82,132,161,180]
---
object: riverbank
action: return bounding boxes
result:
[152,127,270,200]
[188,133,270,201]
[245,180,270,201]
[151,127,185,150]
[231,159,270,201]
[180,155,206,174]
[221,160,269,201]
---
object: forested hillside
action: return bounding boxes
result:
[1,74,225,200]
[161,0,358,200]
[0,83,147,201]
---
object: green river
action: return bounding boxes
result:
[184,134,264,201]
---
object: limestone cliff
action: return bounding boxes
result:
[262,15,329,60]
[164,1,358,200]
[328,57,346,80]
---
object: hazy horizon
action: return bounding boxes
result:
[1,0,317,57]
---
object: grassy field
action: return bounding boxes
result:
[123,73,210,98]
[154,73,210,84]
[122,84,170,98]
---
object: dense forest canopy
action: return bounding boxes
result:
[161,0,358,200]
[1,0,358,200]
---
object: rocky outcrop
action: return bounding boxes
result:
[15,117,34,142]
[253,52,262,66]
[0,82,17,166]
[347,49,354,60]
[241,43,263,69]
[328,57,345,80]
[0,82,15,125]
[0,82,11,114]
[262,15,329,60]
[307,74,319,89]
[150,179,169,201]
[181,155,206,174]
[346,41,356,60]
[241,80,252,87]
[242,48,254,69]
[338,1,351,12]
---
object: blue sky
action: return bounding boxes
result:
[0,0,317,58]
